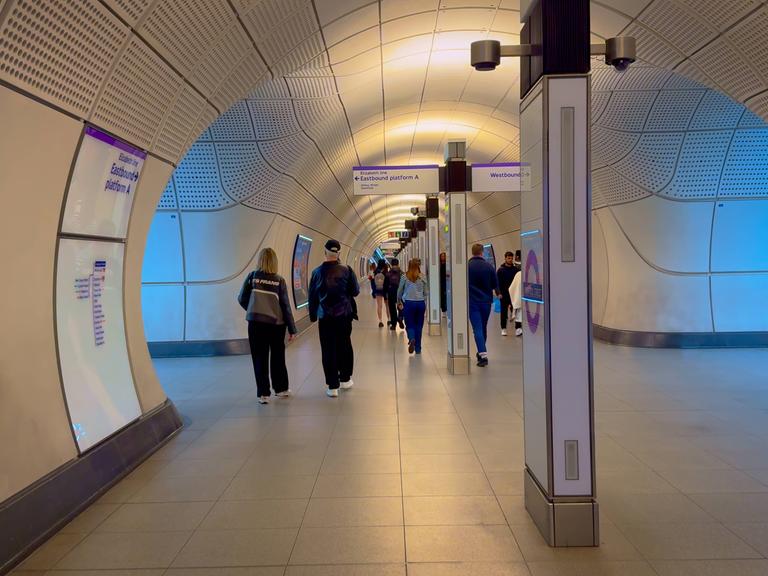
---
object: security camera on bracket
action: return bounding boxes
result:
[470,36,636,73]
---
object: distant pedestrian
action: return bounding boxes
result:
[496,251,520,337]
[385,259,404,330]
[509,264,523,337]
[439,252,447,313]
[238,247,297,404]
[371,260,389,328]
[468,243,498,367]
[308,239,360,397]
[398,259,429,354]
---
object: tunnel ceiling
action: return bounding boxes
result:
[2,0,768,250]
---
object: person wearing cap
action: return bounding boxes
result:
[385,258,404,330]
[496,250,520,337]
[308,239,360,397]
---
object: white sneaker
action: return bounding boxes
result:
[340,379,354,390]
[276,390,292,398]
[326,388,339,398]
[501,329,508,336]
[515,328,523,337]
[258,396,269,404]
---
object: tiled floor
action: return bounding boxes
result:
[14,301,768,575]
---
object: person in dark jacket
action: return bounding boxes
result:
[308,239,360,397]
[238,247,297,404]
[496,251,520,336]
[385,259,404,330]
[371,260,389,327]
[439,252,447,313]
[468,243,498,367]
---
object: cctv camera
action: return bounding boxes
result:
[605,37,636,72]
[471,40,501,71]
[410,207,419,215]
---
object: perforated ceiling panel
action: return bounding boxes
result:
[598,91,658,132]
[592,167,651,210]
[93,36,182,149]
[689,90,745,130]
[158,177,178,210]
[174,143,235,210]
[287,76,339,99]
[153,85,207,163]
[248,100,301,139]
[614,133,685,192]
[102,0,152,26]
[0,0,128,116]
[211,50,268,111]
[644,90,704,132]
[190,24,252,99]
[662,131,732,199]
[216,142,280,202]
[721,129,768,198]
[592,127,640,169]
[638,1,716,55]
[210,101,255,141]
[692,38,764,101]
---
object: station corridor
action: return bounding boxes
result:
[14,302,768,576]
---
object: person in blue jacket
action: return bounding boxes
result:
[468,243,498,367]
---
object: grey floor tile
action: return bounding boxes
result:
[403,496,506,526]
[327,437,400,455]
[650,559,768,575]
[97,502,213,532]
[597,468,678,494]
[320,454,401,475]
[129,476,232,503]
[330,425,399,440]
[222,475,316,500]
[407,563,530,575]
[165,569,282,576]
[284,566,406,576]
[172,529,297,567]
[400,437,474,455]
[175,442,256,462]
[312,474,402,498]
[599,493,715,525]
[56,532,192,569]
[153,459,245,479]
[43,570,165,576]
[618,523,762,559]
[689,493,768,523]
[725,522,768,556]
[302,497,403,527]
[401,453,483,474]
[526,561,656,575]
[510,521,641,562]
[487,472,525,495]
[18,534,87,570]
[199,499,308,530]
[477,451,525,472]
[405,525,523,563]
[497,495,532,525]
[657,468,768,494]
[58,504,119,534]
[402,473,493,497]
[289,526,405,565]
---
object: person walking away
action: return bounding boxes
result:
[439,252,447,313]
[385,258,404,330]
[372,260,388,327]
[308,239,360,397]
[509,264,523,337]
[237,247,297,404]
[397,259,429,354]
[468,243,498,367]
[496,251,520,337]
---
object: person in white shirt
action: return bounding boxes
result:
[508,253,523,337]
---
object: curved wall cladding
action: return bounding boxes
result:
[592,63,768,335]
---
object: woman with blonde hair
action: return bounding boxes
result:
[397,259,429,354]
[238,247,297,403]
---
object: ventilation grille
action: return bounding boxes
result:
[174,142,234,209]
[692,38,764,101]
[139,0,234,75]
[273,32,326,77]
[721,129,768,197]
[644,90,704,132]
[93,36,182,149]
[190,24,252,98]
[674,0,760,31]
[158,177,178,209]
[613,133,684,192]
[0,0,127,116]
[625,22,683,69]
[249,77,291,99]
[638,1,716,54]
[153,84,207,163]
[248,100,301,139]
[690,90,746,130]
[591,127,640,169]
[590,66,622,93]
[238,0,307,40]
[598,91,657,132]
[211,50,268,111]
[258,4,318,65]
[210,101,255,140]
[662,131,731,199]
[102,0,152,26]
[185,104,218,152]
[287,76,338,98]
[615,65,672,91]
[216,142,279,201]
[728,7,768,88]
[294,98,345,129]
[664,68,707,90]
[745,91,768,124]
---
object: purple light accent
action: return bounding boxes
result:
[354,165,439,170]
[85,126,147,160]
[472,162,523,168]
[524,249,541,334]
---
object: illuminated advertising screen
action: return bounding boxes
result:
[483,243,496,269]
[292,235,312,308]
[56,238,141,452]
[62,125,146,239]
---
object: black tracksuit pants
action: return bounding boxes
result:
[248,321,289,397]
[499,293,511,329]
[318,315,354,389]
[387,291,401,327]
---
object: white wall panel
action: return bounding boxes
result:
[185,281,250,340]
[591,212,609,325]
[143,213,184,283]
[182,205,274,281]
[142,286,185,341]
[610,195,714,273]
[711,200,768,272]
[712,274,768,332]
[596,209,712,333]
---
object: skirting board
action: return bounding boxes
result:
[594,325,768,349]
[0,400,183,575]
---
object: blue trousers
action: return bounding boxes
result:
[469,300,491,354]
[402,300,426,352]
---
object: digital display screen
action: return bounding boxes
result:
[292,235,312,308]
[56,238,141,452]
[483,243,496,269]
[62,125,146,239]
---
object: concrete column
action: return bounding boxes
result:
[446,189,469,374]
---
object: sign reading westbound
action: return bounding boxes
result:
[471,162,524,193]
[353,165,439,195]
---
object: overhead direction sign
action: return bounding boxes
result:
[471,162,524,193]
[353,165,439,195]
[388,231,410,239]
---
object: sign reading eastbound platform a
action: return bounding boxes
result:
[353,165,439,195]
[471,162,523,193]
